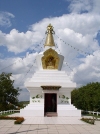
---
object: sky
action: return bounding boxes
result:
[0,0,100,101]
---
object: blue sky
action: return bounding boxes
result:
[0,0,70,33]
[0,0,100,101]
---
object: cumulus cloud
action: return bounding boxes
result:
[0,11,14,27]
[73,50,100,85]
[68,0,100,14]
[0,28,44,53]
[0,52,38,84]
[0,13,100,54]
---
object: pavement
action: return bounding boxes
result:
[0,113,100,134]
[9,113,86,125]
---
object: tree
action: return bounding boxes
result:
[71,82,100,112]
[0,72,20,111]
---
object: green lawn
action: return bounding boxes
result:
[0,112,19,117]
[82,113,100,118]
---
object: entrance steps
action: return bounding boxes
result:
[20,103,44,116]
[45,112,58,117]
[57,104,81,117]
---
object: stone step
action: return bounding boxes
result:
[46,112,58,117]
[33,76,68,78]
[36,71,66,73]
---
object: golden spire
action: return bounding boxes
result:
[44,24,55,47]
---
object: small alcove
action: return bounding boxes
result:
[42,48,59,69]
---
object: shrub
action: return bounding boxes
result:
[81,117,95,124]
[0,116,24,124]
[14,117,24,124]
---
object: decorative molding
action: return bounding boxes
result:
[32,94,42,103]
[32,94,42,99]
[59,95,69,103]
[41,85,61,90]
[33,100,40,103]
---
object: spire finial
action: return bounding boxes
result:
[46,24,55,34]
[44,24,55,47]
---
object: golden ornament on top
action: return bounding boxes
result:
[44,24,55,47]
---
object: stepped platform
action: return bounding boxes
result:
[45,112,58,117]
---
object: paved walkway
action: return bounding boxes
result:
[0,113,100,134]
[0,120,100,134]
[22,116,86,125]
[9,113,85,125]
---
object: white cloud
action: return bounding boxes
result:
[73,50,100,85]
[0,52,37,80]
[0,28,43,53]
[0,13,100,54]
[0,11,14,27]
[68,0,100,14]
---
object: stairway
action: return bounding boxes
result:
[45,112,58,117]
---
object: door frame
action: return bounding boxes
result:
[44,93,57,116]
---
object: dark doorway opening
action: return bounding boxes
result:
[44,93,57,114]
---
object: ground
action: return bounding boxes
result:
[0,120,100,134]
[0,113,100,134]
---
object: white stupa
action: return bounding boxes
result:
[20,24,81,117]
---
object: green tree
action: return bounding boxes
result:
[71,82,100,112]
[0,72,20,111]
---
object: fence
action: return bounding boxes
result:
[0,109,100,116]
[82,110,100,116]
[88,111,100,116]
[0,110,20,115]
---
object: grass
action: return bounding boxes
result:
[0,111,20,117]
[84,114,100,118]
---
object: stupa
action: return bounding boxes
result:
[20,24,81,117]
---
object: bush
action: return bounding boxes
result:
[81,117,95,124]
[14,117,24,124]
[0,116,24,124]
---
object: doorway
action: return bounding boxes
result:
[44,93,57,115]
